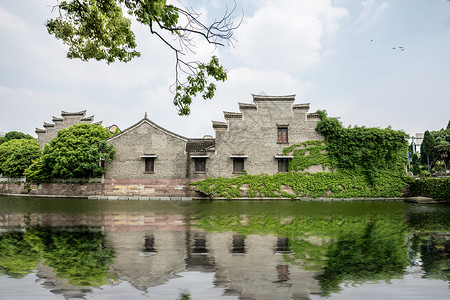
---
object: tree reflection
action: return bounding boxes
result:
[192,212,411,295]
[0,227,114,286]
[0,232,41,278]
[317,222,409,295]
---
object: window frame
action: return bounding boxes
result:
[194,157,206,173]
[144,157,155,173]
[233,158,245,174]
[277,127,288,144]
[278,158,289,173]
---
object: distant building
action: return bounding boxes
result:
[414,133,424,153]
[35,110,102,149]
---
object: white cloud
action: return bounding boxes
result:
[355,0,390,32]
[233,0,348,72]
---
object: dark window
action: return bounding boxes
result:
[192,237,208,254]
[194,158,206,173]
[145,157,154,173]
[276,237,291,253]
[278,159,288,173]
[277,127,288,144]
[233,158,244,173]
[144,236,156,253]
[232,235,246,254]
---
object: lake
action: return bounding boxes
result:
[0,196,449,300]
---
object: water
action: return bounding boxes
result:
[0,196,449,300]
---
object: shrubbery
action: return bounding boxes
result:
[409,177,450,200]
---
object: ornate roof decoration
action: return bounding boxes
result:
[43,122,55,128]
[81,115,95,122]
[35,128,46,133]
[238,102,257,110]
[52,116,64,122]
[307,113,321,119]
[252,94,296,102]
[61,110,87,116]
[293,103,310,110]
[223,111,243,120]
[212,121,228,130]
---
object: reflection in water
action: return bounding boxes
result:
[276,237,292,254]
[143,235,156,254]
[231,235,246,254]
[0,200,449,299]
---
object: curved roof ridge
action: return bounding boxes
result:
[252,94,296,102]
[108,115,188,142]
[61,110,87,116]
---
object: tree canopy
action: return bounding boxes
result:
[0,131,35,145]
[0,139,41,177]
[418,125,450,173]
[46,0,239,115]
[25,124,116,181]
[420,130,439,170]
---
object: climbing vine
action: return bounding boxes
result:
[192,110,410,199]
[282,140,335,171]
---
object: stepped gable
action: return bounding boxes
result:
[35,110,102,149]
[293,103,310,110]
[213,94,313,134]
[212,121,228,130]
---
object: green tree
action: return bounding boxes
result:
[4,131,35,142]
[0,139,41,177]
[26,124,115,180]
[46,0,238,115]
[436,141,450,171]
[420,131,439,170]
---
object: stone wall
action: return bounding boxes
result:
[103,94,324,181]
[207,94,323,177]
[105,116,189,179]
[0,179,202,197]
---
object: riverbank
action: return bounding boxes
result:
[0,192,440,203]
[1,179,447,202]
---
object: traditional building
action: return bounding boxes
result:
[35,110,102,149]
[105,94,323,180]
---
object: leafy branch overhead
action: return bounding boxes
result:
[46,0,240,115]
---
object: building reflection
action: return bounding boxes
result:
[0,213,322,299]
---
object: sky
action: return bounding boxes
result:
[0,0,449,139]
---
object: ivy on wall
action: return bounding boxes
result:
[192,111,410,199]
[282,140,335,171]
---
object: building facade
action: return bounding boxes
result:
[35,110,102,149]
[105,94,323,180]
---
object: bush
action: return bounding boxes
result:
[409,177,450,201]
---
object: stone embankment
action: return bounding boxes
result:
[0,178,204,200]
[0,178,441,202]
